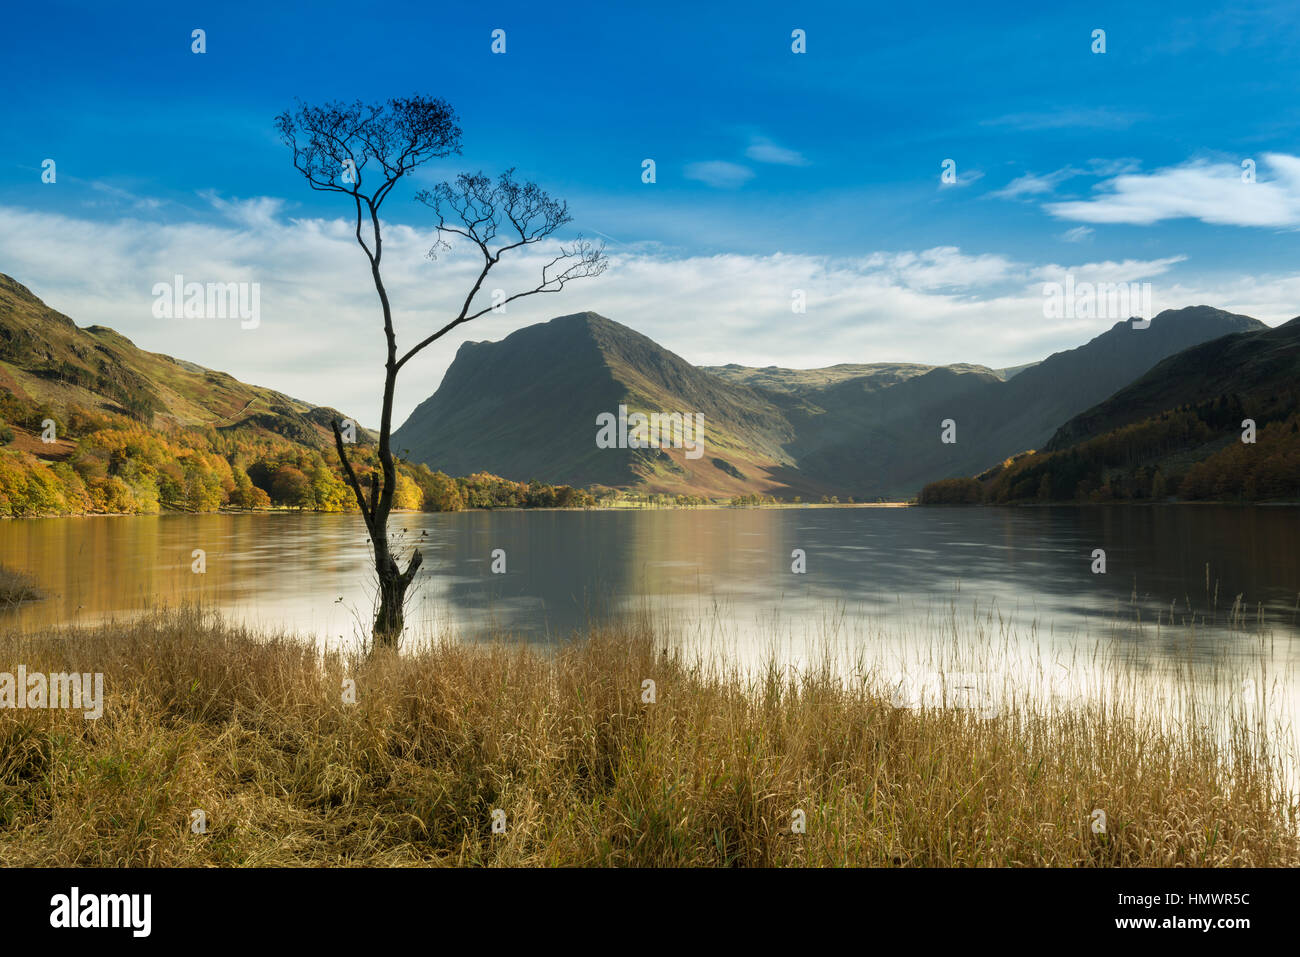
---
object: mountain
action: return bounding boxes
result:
[987,305,1264,448]
[845,305,1265,490]
[1045,315,1300,449]
[0,273,365,448]
[934,316,1300,504]
[394,306,1266,498]
[393,313,803,497]
[7,267,1273,506]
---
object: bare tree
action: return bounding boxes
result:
[277,97,606,647]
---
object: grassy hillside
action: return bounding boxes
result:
[0,274,356,445]
[1046,315,1300,450]
[701,361,997,395]
[921,317,1300,504]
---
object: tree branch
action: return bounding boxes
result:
[395,170,607,371]
[331,419,372,529]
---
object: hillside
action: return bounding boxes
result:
[0,274,398,516]
[0,273,362,447]
[924,316,1300,504]
[868,306,1267,490]
[395,307,1265,499]
[701,361,996,396]
[1045,315,1300,450]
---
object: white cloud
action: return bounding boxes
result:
[89,182,164,211]
[992,169,1080,199]
[861,247,1019,290]
[744,137,809,166]
[1031,256,1188,285]
[992,160,1141,201]
[1086,158,1142,177]
[683,161,755,189]
[941,168,984,188]
[199,191,290,229]
[1046,153,1300,227]
[1060,226,1094,242]
[0,202,1293,429]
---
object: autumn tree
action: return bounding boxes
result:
[277,96,605,647]
[270,465,312,508]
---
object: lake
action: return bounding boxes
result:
[3,505,1299,720]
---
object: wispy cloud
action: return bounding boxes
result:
[941,168,985,188]
[89,182,165,211]
[992,169,1080,199]
[1046,153,1300,227]
[1031,256,1188,285]
[982,108,1143,131]
[683,160,755,189]
[1060,226,1094,242]
[199,191,289,229]
[992,159,1143,200]
[744,136,809,166]
[861,247,1018,290]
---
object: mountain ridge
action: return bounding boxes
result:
[4,269,1278,504]
[925,314,1300,504]
[394,304,1268,498]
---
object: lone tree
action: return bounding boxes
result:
[277,96,606,647]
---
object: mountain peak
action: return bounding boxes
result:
[395,303,1272,498]
[546,310,617,327]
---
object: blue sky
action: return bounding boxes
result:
[2,0,1299,424]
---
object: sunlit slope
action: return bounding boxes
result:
[0,273,366,448]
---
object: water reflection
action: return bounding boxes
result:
[1,506,1297,658]
[5,504,1296,782]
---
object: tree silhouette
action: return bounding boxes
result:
[277,96,606,647]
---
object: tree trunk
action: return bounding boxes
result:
[374,556,407,645]
[331,419,423,650]
[369,521,422,648]
[331,200,429,650]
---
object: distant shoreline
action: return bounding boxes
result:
[0,501,915,520]
[7,499,1300,520]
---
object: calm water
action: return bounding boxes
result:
[3,505,1299,682]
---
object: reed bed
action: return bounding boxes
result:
[0,564,42,607]
[0,606,1295,866]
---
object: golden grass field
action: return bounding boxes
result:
[0,603,1296,867]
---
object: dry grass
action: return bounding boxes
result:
[0,607,1295,866]
[0,564,42,607]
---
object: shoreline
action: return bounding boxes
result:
[7,498,1300,520]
